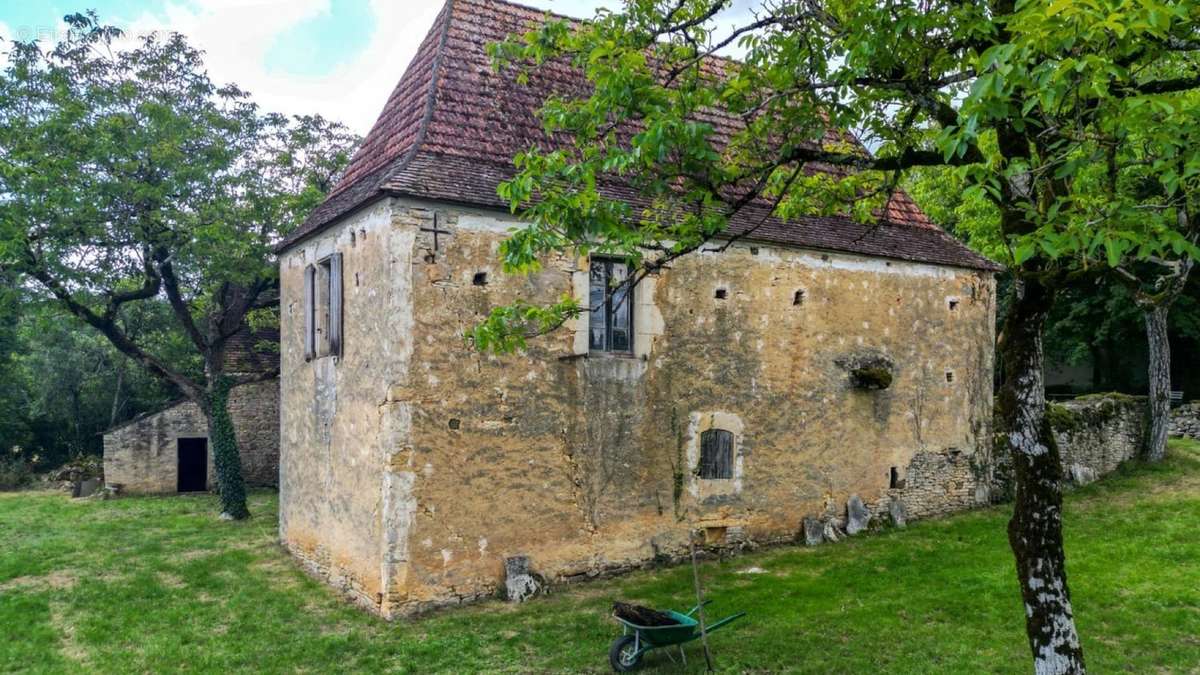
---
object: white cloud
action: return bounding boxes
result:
[3,0,759,135]
[121,0,445,134]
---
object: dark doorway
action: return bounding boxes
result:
[177,437,208,492]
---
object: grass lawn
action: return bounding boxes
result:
[2,440,1199,674]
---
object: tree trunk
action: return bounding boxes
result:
[205,376,250,520]
[109,362,126,428]
[1143,305,1171,462]
[997,278,1086,674]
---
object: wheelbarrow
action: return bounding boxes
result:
[609,601,745,671]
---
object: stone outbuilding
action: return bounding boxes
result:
[274,0,1002,618]
[102,330,280,493]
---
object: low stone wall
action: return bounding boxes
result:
[1169,402,1200,439]
[993,394,1146,498]
[103,379,280,493]
[1051,395,1146,484]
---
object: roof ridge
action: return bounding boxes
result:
[321,0,453,202]
[388,0,455,192]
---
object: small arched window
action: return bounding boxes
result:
[699,429,734,479]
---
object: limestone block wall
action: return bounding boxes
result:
[102,379,280,493]
[1169,401,1200,439]
[993,394,1146,497]
[886,448,990,520]
[103,399,208,493]
[277,200,416,613]
[226,379,280,486]
[276,197,998,618]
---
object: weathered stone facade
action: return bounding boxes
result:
[993,394,1146,497]
[278,198,997,617]
[102,379,280,493]
[1169,401,1200,439]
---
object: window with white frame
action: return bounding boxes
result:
[588,258,633,354]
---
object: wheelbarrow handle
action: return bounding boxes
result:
[684,600,712,617]
[703,611,747,634]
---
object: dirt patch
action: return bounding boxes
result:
[0,570,78,592]
[48,599,87,664]
[177,549,219,562]
[157,571,187,589]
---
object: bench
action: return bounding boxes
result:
[1170,391,1185,406]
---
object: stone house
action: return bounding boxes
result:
[102,329,280,493]
[273,0,1001,618]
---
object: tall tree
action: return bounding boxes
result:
[475,1,1200,671]
[0,14,358,518]
[1106,125,1200,460]
[9,297,194,467]
[0,272,31,458]
[907,164,1200,403]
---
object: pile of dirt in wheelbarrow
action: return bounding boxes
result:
[612,602,679,627]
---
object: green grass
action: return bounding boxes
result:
[3,441,1200,673]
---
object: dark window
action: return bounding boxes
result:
[699,429,734,479]
[589,259,632,353]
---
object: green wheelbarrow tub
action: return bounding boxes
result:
[609,602,746,671]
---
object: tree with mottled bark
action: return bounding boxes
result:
[0,14,358,518]
[1113,212,1198,462]
[471,1,1200,672]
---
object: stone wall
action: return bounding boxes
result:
[277,197,998,618]
[277,200,411,613]
[1169,401,1200,439]
[226,380,280,486]
[993,394,1146,497]
[103,379,280,493]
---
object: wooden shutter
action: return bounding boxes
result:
[699,429,734,479]
[329,252,343,357]
[716,429,733,478]
[303,264,316,361]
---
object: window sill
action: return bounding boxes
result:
[558,351,642,362]
[591,351,638,359]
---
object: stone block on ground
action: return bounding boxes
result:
[845,494,870,535]
[504,556,542,603]
[802,516,824,546]
[1068,464,1098,485]
[888,497,907,528]
[822,521,843,543]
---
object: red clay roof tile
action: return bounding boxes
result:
[277,0,999,272]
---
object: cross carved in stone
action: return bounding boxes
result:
[419,213,452,251]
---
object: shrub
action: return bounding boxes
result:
[0,453,32,490]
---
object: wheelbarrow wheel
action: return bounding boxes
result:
[609,635,644,672]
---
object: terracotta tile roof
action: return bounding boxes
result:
[277,0,1000,272]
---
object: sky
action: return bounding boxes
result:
[0,0,626,134]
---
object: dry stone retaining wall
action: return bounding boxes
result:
[1169,402,1200,439]
[993,394,1146,498]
